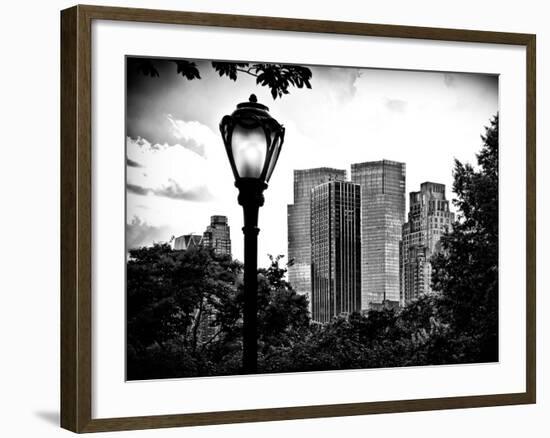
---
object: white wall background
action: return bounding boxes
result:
[0,0,546,436]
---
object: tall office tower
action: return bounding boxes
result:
[174,234,203,251]
[202,215,231,256]
[287,168,347,306]
[400,182,455,305]
[351,160,406,310]
[310,181,361,323]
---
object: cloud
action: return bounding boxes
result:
[125,118,232,205]
[126,157,144,168]
[127,112,219,158]
[126,216,172,249]
[167,115,220,158]
[127,183,150,196]
[312,66,361,103]
[386,98,408,113]
[154,179,213,201]
[126,180,213,202]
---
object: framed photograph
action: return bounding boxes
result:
[60,4,536,433]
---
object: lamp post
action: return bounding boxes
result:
[219,94,285,374]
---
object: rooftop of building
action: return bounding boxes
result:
[409,182,449,204]
[293,167,347,176]
[420,181,446,189]
[350,159,405,169]
[210,215,228,225]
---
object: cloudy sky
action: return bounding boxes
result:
[126,57,498,266]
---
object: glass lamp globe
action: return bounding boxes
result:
[220,94,285,185]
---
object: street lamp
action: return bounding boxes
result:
[219,94,285,374]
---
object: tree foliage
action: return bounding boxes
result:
[126,247,311,379]
[128,58,312,99]
[126,244,243,378]
[431,114,499,362]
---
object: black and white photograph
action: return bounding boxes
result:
[125,56,499,380]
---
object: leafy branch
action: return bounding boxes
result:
[129,58,313,100]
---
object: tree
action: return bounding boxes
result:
[256,256,310,359]
[127,58,313,99]
[126,247,313,379]
[126,244,243,379]
[431,114,499,363]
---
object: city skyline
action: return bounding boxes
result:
[129,156,473,265]
[287,162,453,320]
[126,58,498,266]
[144,160,464,264]
[169,170,456,322]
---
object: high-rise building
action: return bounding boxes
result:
[400,182,454,305]
[174,234,203,251]
[351,160,406,310]
[287,168,347,307]
[202,215,231,256]
[310,181,361,323]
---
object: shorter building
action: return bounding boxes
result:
[310,181,361,323]
[174,215,231,256]
[202,215,231,256]
[287,167,347,307]
[400,182,454,305]
[174,234,203,251]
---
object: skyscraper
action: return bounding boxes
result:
[351,160,406,310]
[287,168,347,306]
[310,181,361,323]
[202,215,231,256]
[400,182,454,304]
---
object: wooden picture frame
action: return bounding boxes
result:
[61,4,536,433]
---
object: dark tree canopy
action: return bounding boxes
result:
[128,58,312,99]
[126,246,311,379]
[126,244,243,378]
[431,114,499,362]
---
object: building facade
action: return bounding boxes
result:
[174,215,231,256]
[202,215,231,256]
[400,182,454,304]
[350,160,406,310]
[310,181,361,323]
[287,168,347,307]
[174,234,203,251]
